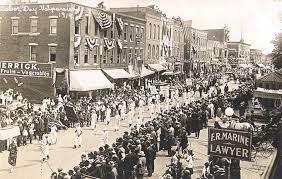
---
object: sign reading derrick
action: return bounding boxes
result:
[208,128,252,161]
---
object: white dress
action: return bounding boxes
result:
[50,126,58,144]
[115,114,121,131]
[74,127,82,146]
[91,112,97,129]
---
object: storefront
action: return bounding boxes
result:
[69,70,114,99]
[0,61,53,103]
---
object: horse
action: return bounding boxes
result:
[228,120,254,132]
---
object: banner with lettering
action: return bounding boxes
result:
[208,128,252,161]
[0,61,52,78]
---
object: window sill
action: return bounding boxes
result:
[49,34,57,36]
[29,33,40,36]
[48,61,56,64]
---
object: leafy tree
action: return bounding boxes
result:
[271,33,282,69]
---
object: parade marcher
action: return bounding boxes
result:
[224,84,229,94]
[90,110,97,130]
[50,124,58,144]
[8,138,18,173]
[74,123,82,149]
[41,134,51,162]
[106,106,111,125]
[115,113,121,132]
[103,128,109,145]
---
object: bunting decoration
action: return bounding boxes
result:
[117,40,123,51]
[86,37,99,49]
[74,35,82,48]
[116,17,124,32]
[74,6,84,21]
[104,38,115,50]
[92,9,112,30]
[192,46,197,54]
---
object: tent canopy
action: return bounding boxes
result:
[257,69,282,83]
[147,64,167,72]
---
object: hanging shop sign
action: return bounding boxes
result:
[0,61,52,78]
[208,128,252,161]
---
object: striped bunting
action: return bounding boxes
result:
[92,9,112,30]
[86,37,99,49]
[74,6,84,21]
[104,38,115,50]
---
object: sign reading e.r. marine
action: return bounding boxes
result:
[208,128,252,161]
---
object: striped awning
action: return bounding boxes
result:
[86,37,99,49]
[92,9,112,30]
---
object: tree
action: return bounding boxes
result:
[271,33,282,69]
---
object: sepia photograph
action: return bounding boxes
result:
[0,0,281,178]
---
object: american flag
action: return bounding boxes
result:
[92,9,112,30]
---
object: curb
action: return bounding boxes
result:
[261,149,277,179]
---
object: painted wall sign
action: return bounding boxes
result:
[208,128,252,161]
[0,61,52,78]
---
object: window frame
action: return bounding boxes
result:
[49,18,57,35]
[29,45,38,62]
[11,18,19,34]
[30,18,38,33]
[49,46,57,63]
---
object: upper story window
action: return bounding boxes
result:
[30,18,38,33]
[11,18,19,34]
[0,18,2,35]
[124,25,128,40]
[29,44,38,61]
[93,46,98,64]
[75,21,80,35]
[140,27,144,41]
[50,18,57,35]
[74,48,79,65]
[136,27,139,39]
[94,21,99,36]
[85,15,89,35]
[149,23,152,39]
[49,46,57,62]
[157,25,160,40]
[84,47,89,64]
[129,26,134,41]
[153,24,156,39]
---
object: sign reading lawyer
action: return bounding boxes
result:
[208,128,252,161]
[0,61,52,78]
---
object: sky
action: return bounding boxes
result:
[1,0,281,54]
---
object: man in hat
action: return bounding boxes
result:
[74,123,82,149]
[136,151,147,179]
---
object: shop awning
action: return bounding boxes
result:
[141,67,155,77]
[103,69,131,79]
[162,71,181,76]
[148,64,167,72]
[254,88,282,99]
[70,70,113,91]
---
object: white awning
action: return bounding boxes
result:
[141,67,155,77]
[70,70,113,91]
[148,64,167,72]
[162,71,181,76]
[103,69,130,79]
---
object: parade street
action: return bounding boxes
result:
[0,81,273,179]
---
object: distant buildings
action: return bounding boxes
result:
[0,0,266,101]
[227,39,251,65]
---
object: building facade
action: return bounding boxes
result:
[111,5,162,65]
[0,1,147,101]
[227,39,251,64]
[250,48,263,64]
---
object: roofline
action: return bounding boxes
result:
[114,12,146,22]
[228,41,251,46]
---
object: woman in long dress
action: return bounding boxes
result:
[106,107,111,125]
[8,139,17,173]
[114,113,121,131]
[90,110,97,129]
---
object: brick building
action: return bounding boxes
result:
[250,48,263,64]
[227,39,251,65]
[111,5,163,66]
[0,1,147,101]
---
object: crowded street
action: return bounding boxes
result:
[0,0,281,179]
